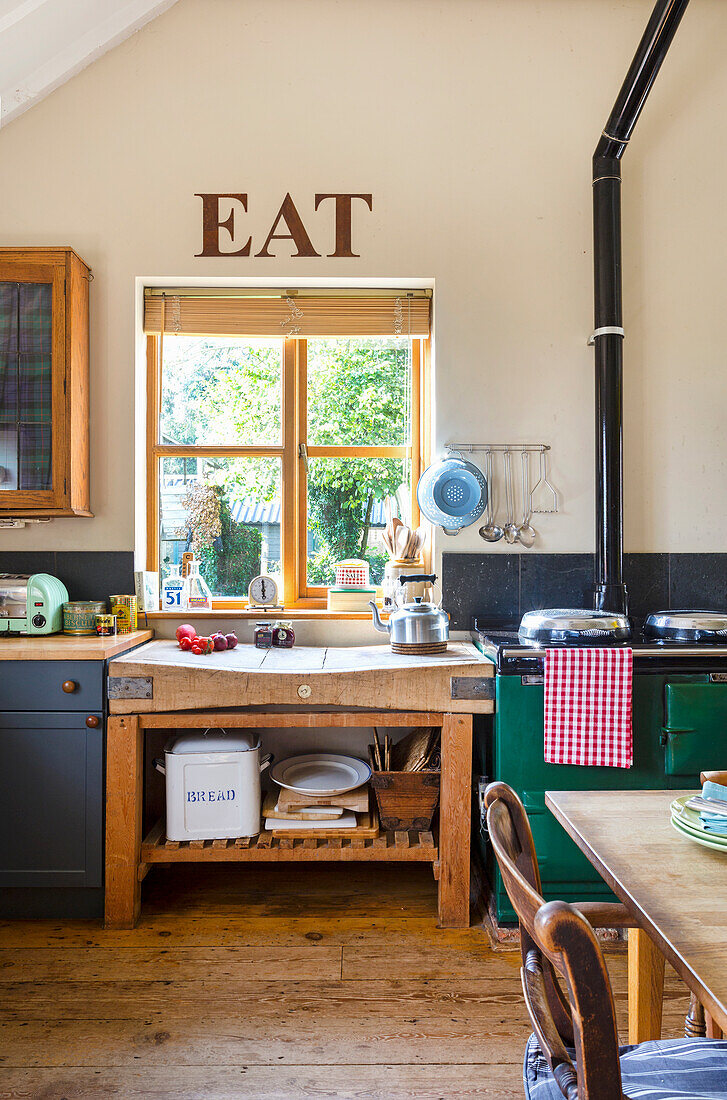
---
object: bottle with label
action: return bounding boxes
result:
[162,563,187,611]
[184,560,212,611]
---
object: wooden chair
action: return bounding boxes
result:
[484,781,727,1099]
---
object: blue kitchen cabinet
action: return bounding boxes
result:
[0,660,105,918]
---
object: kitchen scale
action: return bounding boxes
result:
[247,574,283,611]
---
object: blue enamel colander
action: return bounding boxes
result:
[416,452,488,534]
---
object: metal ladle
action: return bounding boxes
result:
[503,450,519,544]
[517,449,536,548]
[478,450,503,542]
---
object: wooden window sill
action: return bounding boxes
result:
[144,609,378,621]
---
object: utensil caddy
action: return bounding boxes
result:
[370,770,441,831]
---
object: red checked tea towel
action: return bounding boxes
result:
[544,647,633,768]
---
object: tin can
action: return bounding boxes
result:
[95,613,117,636]
[110,595,137,634]
[63,601,106,635]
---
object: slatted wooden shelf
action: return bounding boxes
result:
[107,706,471,929]
[139,819,438,869]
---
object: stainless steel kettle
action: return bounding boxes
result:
[369,573,449,648]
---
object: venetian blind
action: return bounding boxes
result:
[143,290,430,338]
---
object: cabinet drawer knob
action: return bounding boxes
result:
[86,715,100,728]
[62,680,78,693]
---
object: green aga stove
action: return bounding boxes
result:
[470,0,721,927]
[474,610,727,925]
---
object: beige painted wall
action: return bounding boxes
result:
[0,0,725,561]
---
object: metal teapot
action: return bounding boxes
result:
[369,573,449,648]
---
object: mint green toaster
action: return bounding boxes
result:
[0,574,69,635]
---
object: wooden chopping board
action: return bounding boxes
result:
[276,785,370,814]
[263,792,344,820]
[269,805,380,840]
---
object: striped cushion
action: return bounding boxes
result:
[524,1032,727,1098]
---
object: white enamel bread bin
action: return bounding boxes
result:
[155,729,271,841]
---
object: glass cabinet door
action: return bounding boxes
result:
[0,262,65,509]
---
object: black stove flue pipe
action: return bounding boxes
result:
[592,0,690,614]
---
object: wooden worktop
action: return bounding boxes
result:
[108,640,494,714]
[0,629,153,661]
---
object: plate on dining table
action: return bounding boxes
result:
[270,753,371,796]
[671,795,727,838]
[671,812,727,844]
[671,814,727,853]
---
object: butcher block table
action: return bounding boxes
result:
[105,641,494,930]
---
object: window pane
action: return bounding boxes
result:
[160,455,282,598]
[160,336,283,446]
[0,282,53,492]
[307,337,411,446]
[306,457,410,587]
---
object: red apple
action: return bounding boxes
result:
[176,624,196,643]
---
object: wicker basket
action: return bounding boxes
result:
[370,770,440,831]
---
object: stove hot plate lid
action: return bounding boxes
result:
[644,610,727,644]
[518,608,632,645]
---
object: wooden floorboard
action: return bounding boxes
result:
[0,863,691,1099]
[0,1065,527,1099]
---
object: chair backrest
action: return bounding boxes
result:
[484,782,623,1100]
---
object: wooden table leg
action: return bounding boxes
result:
[707,1013,724,1040]
[105,715,143,929]
[628,927,665,1043]
[438,712,472,929]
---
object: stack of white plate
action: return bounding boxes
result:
[670,795,727,853]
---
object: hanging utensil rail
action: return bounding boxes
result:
[445,442,550,453]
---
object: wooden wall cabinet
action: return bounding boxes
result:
[0,247,91,517]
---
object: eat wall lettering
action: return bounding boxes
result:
[195,192,373,258]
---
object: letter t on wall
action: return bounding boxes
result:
[314,194,373,257]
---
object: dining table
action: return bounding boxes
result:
[546,788,727,1045]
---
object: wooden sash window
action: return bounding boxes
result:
[145,290,430,611]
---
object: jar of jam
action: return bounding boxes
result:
[273,620,295,648]
[254,621,273,649]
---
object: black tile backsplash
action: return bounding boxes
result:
[670,554,727,612]
[0,551,58,577]
[443,551,727,631]
[623,553,669,628]
[0,551,134,604]
[520,554,593,617]
[442,553,518,630]
[1,548,725,628]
